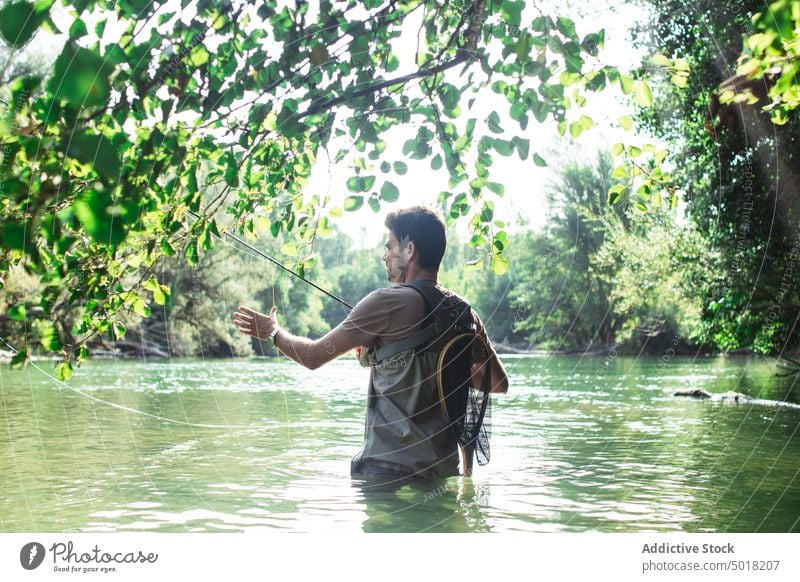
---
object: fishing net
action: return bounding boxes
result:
[466,377,491,466]
[438,331,492,471]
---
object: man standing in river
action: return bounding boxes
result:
[232,205,508,479]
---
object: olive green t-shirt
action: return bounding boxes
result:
[337,284,428,350]
[337,283,491,351]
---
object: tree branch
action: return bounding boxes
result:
[297,0,487,121]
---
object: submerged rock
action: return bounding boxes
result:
[673,388,711,399]
[674,388,750,402]
[673,388,799,408]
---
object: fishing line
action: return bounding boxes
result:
[186,209,354,310]
[209,224,296,443]
[0,336,276,430]
[1,212,354,432]
[220,230,295,444]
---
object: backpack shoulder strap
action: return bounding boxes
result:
[402,279,447,314]
[372,281,443,362]
[373,281,473,363]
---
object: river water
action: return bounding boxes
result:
[1,355,798,532]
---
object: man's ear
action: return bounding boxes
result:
[404,239,416,262]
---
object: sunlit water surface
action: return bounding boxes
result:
[1,355,799,532]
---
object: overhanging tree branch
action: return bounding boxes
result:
[297,0,488,121]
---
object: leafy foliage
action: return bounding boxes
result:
[510,154,622,350]
[721,0,800,125]
[635,0,800,354]
[8,0,795,372]
[1,0,636,371]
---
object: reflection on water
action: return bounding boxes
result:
[0,355,798,532]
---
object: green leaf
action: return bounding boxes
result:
[344,196,364,211]
[628,145,642,158]
[189,45,210,67]
[150,285,167,305]
[39,322,62,352]
[633,81,653,107]
[487,111,504,133]
[72,187,127,245]
[132,297,151,318]
[619,116,633,131]
[577,115,594,130]
[430,154,443,170]
[346,176,376,192]
[569,122,583,138]
[380,181,400,202]
[7,303,26,321]
[619,75,634,95]
[393,161,408,175]
[368,196,381,213]
[608,184,626,204]
[490,253,510,275]
[492,138,514,156]
[10,347,28,369]
[67,133,121,180]
[486,182,505,196]
[611,142,625,156]
[49,43,111,109]
[54,361,73,381]
[465,258,484,272]
[224,151,239,187]
[0,221,28,251]
[533,152,547,167]
[511,136,529,160]
[652,191,662,206]
[671,74,688,88]
[0,1,49,47]
[673,58,689,72]
[469,234,487,247]
[556,16,577,39]
[649,54,671,67]
[185,239,199,266]
[510,101,528,128]
[439,83,460,110]
[69,17,88,39]
[160,238,176,256]
[491,80,508,95]
[559,71,581,87]
[611,165,629,179]
[280,241,298,257]
[350,32,370,66]
[501,0,524,26]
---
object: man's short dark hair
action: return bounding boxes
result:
[385,206,447,270]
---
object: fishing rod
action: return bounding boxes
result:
[186,209,354,310]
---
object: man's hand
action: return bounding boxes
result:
[232,305,278,340]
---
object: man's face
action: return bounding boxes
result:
[383,231,411,283]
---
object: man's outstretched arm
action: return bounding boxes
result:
[233,306,359,370]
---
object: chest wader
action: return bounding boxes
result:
[350,281,492,478]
